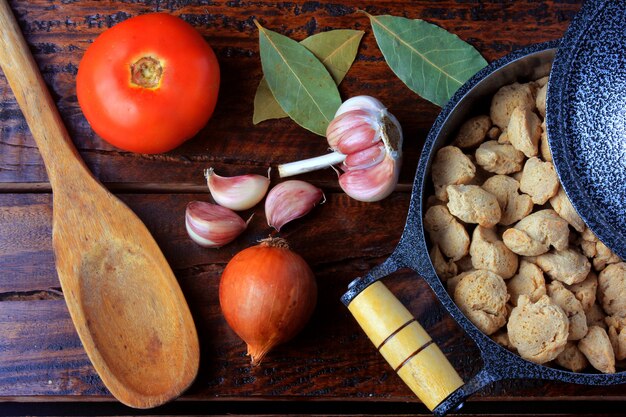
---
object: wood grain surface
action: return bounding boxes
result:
[1,0,624,414]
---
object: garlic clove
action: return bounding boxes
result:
[343,144,386,171]
[326,109,381,153]
[334,95,386,117]
[206,168,270,211]
[185,201,248,248]
[338,155,400,202]
[265,180,324,231]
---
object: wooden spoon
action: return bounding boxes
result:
[0,1,199,408]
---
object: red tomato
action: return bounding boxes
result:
[76,13,220,154]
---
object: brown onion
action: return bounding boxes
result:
[219,237,317,365]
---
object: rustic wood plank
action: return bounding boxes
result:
[0,191,409,293]
[1,274,625,402]
[0,0,582,187]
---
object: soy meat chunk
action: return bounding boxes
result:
[447,271,473,295]
[470,226,519,279]
[431,146,476,200]
[446,185,501,227]
[594,241,622,272]
[453,115,492,148]
[555,342,589,372]
[430,244,458,280]
[490,82,536,129]
[605,315,626,361]
[456,255,474,273]
[424,205,470,261]
[565,272,598,311]
[482,175,533,226]
[536,82,547,118]
[454,270,509,335]
[475,141,525,175]
[547,281,588,341]
[540,126,552,162]
[508,295,569,364]
[507,260,546,306]
[519,157,560,205]
[491,329,516,351]
[598,262,626,317]
[579,228,622,271]
[549,187,585,232]
[507,106,542,158]
[487,126,501,140]
[535,248,592,285]
[503,209,570,256]
[578,326,616,373]
[586,303,607,329]
[535,76,549,87]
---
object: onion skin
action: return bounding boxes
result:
[219,238,317,365]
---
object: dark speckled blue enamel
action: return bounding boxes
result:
[548,0,626,260]
[342,1,626,415]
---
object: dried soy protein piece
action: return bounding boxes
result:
[519,157,559,205]
[502,209,569,256]
[507,295,569,364]
[549,187,585,232]
[475,140,525,175]
[536,82,547,118]
[431,146,476,201]
[453,115,492,148]
[424,205,470,261]
[547,281,588,341]
[454,270,509,335]
[507,260,546,306]
[470,226,518,279]
[430,244,458,280]
[446,184,501,227]
[585,303,607,330]
[490,82,536,129]
[605,316,626,361]
[482,174,533,226]
[535,248,592,285]
[565,272,598,311]
[507,106,542,158]
[598,262,626,317]
[555,342,589,372]
[579,326,616,374]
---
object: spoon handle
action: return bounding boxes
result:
[0,0,90,189]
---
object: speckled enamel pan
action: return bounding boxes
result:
[342,5,626,413]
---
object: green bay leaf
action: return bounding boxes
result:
[255,22,342,136]
[367,14,487,107]
[253,29,363,125]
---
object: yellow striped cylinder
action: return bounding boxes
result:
[348,281,464,411]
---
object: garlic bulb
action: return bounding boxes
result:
[206,168,270,211]
[276,95,403,203]
[185,201,249,248]
[331,96,403,202]
[265,180,324,231]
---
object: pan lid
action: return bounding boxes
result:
[547,0,626,260]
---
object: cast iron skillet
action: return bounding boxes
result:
[341,40,626,416]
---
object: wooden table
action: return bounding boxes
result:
[0,1,624,415]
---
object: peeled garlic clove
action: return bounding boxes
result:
[206,168,270,211]
[265,180,324,231]
[334,95,386,117]
[343,144,386,171]
[326,109,382,153]
[185,201,248,248]
[339,155,400,202]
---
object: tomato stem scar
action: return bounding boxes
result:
[130,56,162,88]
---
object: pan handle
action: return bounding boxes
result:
[346,280,464,412]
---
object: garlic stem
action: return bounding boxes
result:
[278,151,346,178]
